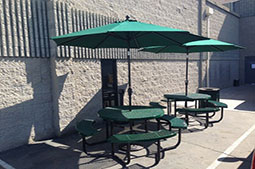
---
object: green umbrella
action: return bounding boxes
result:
[140,39,244,95]
[51,16,208,108]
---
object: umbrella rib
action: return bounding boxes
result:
[130,32,156,48]
[94,34,111,48]
[108,32,128,41]
[211,45,224,52]
[155,46,169,53]
[134,32,150,39]
[153,32,183,45]
[131,33,141,48]
[131,32,155,47]
[57,35,86,46]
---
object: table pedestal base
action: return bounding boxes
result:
[119,144,144,152]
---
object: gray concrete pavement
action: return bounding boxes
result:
[0,85,254,169]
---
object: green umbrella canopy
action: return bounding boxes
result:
[140,39,244,53]
[51,16,208,109]
[140,39,244,96]
[51,19,208,48]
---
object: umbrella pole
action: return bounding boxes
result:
[127,46,132,109]
[185,54,189,96]
[185,54,189,107]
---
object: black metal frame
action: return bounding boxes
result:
[105,119,150,139]
[166,99,196,116]
[81,136,106,154]
[182,110,217,129]
[208,107,224,124]
[110,140,162,165]
[156,118,182,149]
[78,120,108,155]
[193,106,225,124]
[108,119,167,165]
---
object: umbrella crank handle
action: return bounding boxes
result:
[185,80,189,96]
[128,88,133,95]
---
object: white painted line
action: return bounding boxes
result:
[0,159,15,169]
[207,123,255,169]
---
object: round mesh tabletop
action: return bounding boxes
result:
[164,93,211,101]
[98,105,164,122]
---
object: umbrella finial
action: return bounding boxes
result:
[125,15,130,21]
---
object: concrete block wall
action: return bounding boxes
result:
[234,0,255,17]
[55,59,102,132]
[0,0,241,152]
[209,60,239,88]
[0,58,53,152]
[54,57,203,132]
[117,59,201,105]
[206,1,240,88]
[0,0,51,57]
[239,16,255,84]
[240,16,255,57]
[56,0,201,34]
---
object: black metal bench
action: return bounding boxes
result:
[108,129,176,165]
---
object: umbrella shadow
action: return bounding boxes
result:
[0,140,119,169]
[0,142,82,169]
[234,101,255,112]
[217,151,254,169]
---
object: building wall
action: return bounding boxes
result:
[239,16,255,84]
[0,58,53,151]
[206,1,240,88]
[0,0,241,152]
[56,0,201,34]
[225,0,255,84]
[240,16,255,57]
[55,59,102,132]
[234,0,255,17]
[117,59,202,105]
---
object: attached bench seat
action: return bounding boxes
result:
[208,100,228,108]
[149,101,187,148]
[159,115,187,129]
[207,100,228,123]
[76,119,106,154]
[177,107,220,128]
[108,130,177,165]
[157,115,187,149]
[76,119,98,137]
[149,102,167,109]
